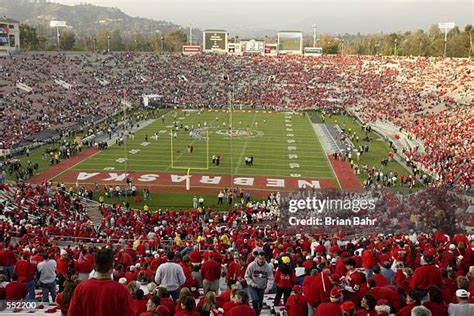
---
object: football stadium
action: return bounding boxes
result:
[0,1,473,315]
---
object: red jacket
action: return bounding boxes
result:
[423,301,448,316]
[228,304,257,316]
[396,303,418,316]
[68,279,136,316]
[15,259,36,282]
[304,273,331,307]
[313,302,342,316]
[160,298,176,314]
[285,294,307,316]
[410,265,442,291]
[369,286,401,312]
[175,311,200,316]
[372,274,388,287]
[275,270,296,289]
[201,260,221,281]
[5,281,27,300]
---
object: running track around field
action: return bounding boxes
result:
[328,155,364,192]
[28,147,100,185]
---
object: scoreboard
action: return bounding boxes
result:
[203,30,228,53]
[278,31,303,54]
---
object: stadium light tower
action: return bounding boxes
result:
[394,38,398,56]
[438,22,455,58]
[312,24,317,47]
[189,26,193,45]
[50,21,67,51]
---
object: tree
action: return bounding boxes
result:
[97,31,109,51]
[19,24,39,50]
[110,29,123,51]
[59,30,76,50]
[318,35,340,54]
[164,29,187,52]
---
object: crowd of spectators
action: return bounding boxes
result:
[1,53,471,189]
[0,181,473,315]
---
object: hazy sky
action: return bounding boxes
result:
[52,0,473,36]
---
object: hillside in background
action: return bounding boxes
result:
[0,0,183,38]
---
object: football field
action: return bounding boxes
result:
[52,109,340,193]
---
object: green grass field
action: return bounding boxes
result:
[6,109,418,211]
[67,109,337,180]
[49,109,339,210]
[307,111,413,184]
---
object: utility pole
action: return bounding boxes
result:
[469,30,472,59]
[312,24,317,47]
[438,22,454,58]
[189,26,192,45]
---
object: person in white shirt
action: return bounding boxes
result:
[448,289,474,316]
[37,252,57,302]
[154,251,185,301]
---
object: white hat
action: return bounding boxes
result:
[455,289,469,298]
[119,278,127,284]
[449,244,456,250]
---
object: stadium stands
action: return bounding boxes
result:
[1,53,471,189]
[0,181,473,315]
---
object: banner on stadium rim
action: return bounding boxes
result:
[182,45,202,55]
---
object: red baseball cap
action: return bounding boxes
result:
[330,287,341,299]
[341,301,355,313]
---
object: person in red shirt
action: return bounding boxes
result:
[133,289,148,316]
[423,286,448,316]
[285,285,307,316]
[56,279,79,315]
[140,295,161,316]
[156,287,176,314]
[367,279,401,312]
[124,266,138,283]
[67,248,136,316]
[0,244,17,281]
[409,253,442,294]
[14,251,36,300]
[228,290,256,316]
[57,249,70,292]
[274,257,296,306]
[174,295,200,316]
[313,288,343,316]
[201,255,222,294]
[340,301,356,316]
[223,289,239,316]
[371,265,388,287]
[396,289,420,316]
[342,258,363,302]
[5,274,27,300]
[226,255,245,285]
[356,293,378,316]
[155,305,171,316]
[217,280,237,307]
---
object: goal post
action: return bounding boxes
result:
[170,129,210,191]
